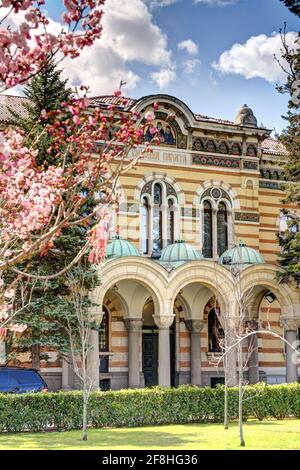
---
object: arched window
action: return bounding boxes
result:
[231,143,241,155]
[99,307,109,352]
[273,171,279,180]
[217,202,228,256]
[140,180,179,256]
[141,196,150,254]
[247,145,257,157]
[201,189,232,259]
[206,140,216,153]
[219,142,229,154]
[203,200,213,258]
[152,183,163,254]
[167,198,175,245]
[208,309,224,353]
[265,170,271,180]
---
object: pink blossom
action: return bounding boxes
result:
[145,110,155,122]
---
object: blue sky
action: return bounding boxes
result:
[45,1,299,132]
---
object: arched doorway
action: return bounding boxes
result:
[208,309,224,353]
[142,299,176,387]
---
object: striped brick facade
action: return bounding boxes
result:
[2,93,299,391]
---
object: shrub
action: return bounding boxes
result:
[0,383,299,433]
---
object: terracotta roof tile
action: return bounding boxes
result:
[88,95,136,109]
[0,95,29,123]
[0,94,287,158]
[194,113,235,125]
[262,137,287,156]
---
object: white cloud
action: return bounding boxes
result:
[151,67,177,88]
[194,0,236,5]
[2,1,175,95]
[148,0,236,7]
[147,0,179,7]
[61,0,174,95]
[213,32,298,82]
[184,59,201,74]
[178,39,199,55]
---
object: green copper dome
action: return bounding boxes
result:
[219,242,265,270]
[159,240,203,268]
[106,236,140,259]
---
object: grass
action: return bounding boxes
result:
[0,420,300,450]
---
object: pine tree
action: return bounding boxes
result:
[9,58,72,166]
[277,213,300,285]
[277,30,300,283]
[281,0,300,17]
[7,61,100,371]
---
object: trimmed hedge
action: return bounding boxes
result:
[1,383,300,433]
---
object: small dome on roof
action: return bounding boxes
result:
[219,242,265,270]
[159,240,203,268]
[106,236,140,259]
[235,104,258,127]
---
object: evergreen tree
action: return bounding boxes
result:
[277,30,300,283]
[277,212,300,286]
[9,58,72,166]
[7,61,100,370]
[281,0,300,17]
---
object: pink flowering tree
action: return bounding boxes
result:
[0,2,157,334]
[0,0,105,91]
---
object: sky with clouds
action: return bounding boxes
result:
[11,0,300,132]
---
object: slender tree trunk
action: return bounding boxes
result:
[82,381,88,441]
[224,324,229,430]
[238,341,245,447]
[31,343,40,370]
[224,383,229,430]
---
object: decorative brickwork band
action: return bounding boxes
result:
[192,153,240,168]
[235,212,259,223]
[243,160,258,170]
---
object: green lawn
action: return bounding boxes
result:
[0,420,300,450]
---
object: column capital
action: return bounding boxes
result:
[124,318,143,332]
[89,307,104,325]
[153,314,175,330]
[280,318,300,331]
[185,319,205,333]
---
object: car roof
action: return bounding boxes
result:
[0,366,39,372]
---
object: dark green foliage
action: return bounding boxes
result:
[281,0,300,16]
[277,211,300,285]
[0,383,300,433]
[9,58,72,166]
[276,27,300,284]
[10,264,100,365]
[6,61,98,366]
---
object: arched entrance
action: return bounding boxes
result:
[142,298,176,387]
[241,265,299,384]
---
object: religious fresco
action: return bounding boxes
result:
[144,120,176,146]
[142,110,188,149]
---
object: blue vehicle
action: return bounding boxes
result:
[0,367,48,394]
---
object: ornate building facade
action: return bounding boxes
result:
[1,94,300,391]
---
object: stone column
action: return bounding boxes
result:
[87,329,100,390]
[153,314,175,387]
[212,208,218,258]
[124,318,143,388]
[185,319,204,387]
[86,306,104,391]
[282,320,299,383]
[226,325,238,387]
[62,354,74,390]
[246,321,259,384]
